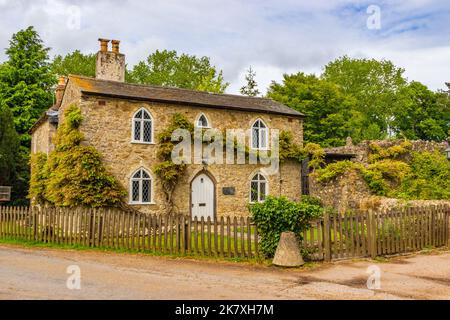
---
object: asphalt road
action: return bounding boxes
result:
[0,244,449,300]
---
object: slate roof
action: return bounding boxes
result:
[69,75,304,118]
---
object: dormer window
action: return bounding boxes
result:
[132,108,153,144]
[196,113,210,129]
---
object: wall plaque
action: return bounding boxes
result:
[222,187,235,195]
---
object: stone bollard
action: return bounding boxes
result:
[272,232,304,267]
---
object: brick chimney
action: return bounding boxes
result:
[95,38,125,82]
[55,76,67,107]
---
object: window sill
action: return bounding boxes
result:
[130,141,155,145]
[129,202,157,205]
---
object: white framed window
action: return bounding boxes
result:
[195,113,211,128]
[129,168,153,204]
[251,119,268,150]
[132,108,153,144]
[250,173,268,203]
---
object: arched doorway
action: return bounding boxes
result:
[190,172,216,221]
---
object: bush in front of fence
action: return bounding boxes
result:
[249,196,324,258]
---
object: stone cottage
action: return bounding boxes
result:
[30,39,305,218]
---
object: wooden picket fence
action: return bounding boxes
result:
[0,207,259,259]
[302,205,450,261]
[0,205,448,262]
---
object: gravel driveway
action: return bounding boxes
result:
[0,244,449,300]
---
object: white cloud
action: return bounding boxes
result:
[0,0,449,93]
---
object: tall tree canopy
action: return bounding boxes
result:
[51,50,96,78]
[0,102,20,186]
[240,66,260,97]
[127,49,228,93]
[267,73,362,147]
[393,81,449,141]
[322,56,407,140]
[0,26,55,146]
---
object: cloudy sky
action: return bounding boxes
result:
[1,0,449,94]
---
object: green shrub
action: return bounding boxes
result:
[314,160,359,183]
[313,140,449,201]
[249,196,323,258]
[394,151,450,200]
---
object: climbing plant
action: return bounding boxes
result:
[313,140,449,200]
[29,105,126,207]
[153,113,194,214]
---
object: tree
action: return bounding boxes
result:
[127,49,228,93]
[51,50,96,78]
[267,72,362,147]
[0,26,56,146]
[240,66,260,97]
[393,81,449,141]
[322,56,407,139]
[0,102,20,187]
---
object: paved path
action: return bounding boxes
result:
[0,244,449,300]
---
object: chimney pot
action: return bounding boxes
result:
[98,38,110,52]
[111,40,120,54]
[58,76,66,86]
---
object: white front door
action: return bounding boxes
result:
[191,173,215,221]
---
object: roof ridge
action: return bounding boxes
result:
[68,74,277,102]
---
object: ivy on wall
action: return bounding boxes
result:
[29,105,127,207]
[153,113,194,214]
[313,140,450,200]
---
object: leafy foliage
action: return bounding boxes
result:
[394,151,450,200]
[392,81,449,141]
[29,105,126,207]
[314,140,449,200]
[153,113,194,214]
[0,103,20,187]
[0,27,55,205]
[240,66,260,97]
[0,26,55,144]
[314,160,358,183]
[323,56,407,140]
[29,152,48,204]
[127,49,228,93]
[250,196,324,258]
[368,140,412,163]
[267,72,361,147]
[51,50,96,78]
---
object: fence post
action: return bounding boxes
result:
[323,210,331,262]
[32,208,37,241]
[368,209,377,259]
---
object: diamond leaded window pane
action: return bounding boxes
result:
[260,128,267,149]
[135,110,143,119]
[134,121,141,141]
[132,180,140,202]
[143,120,152,142]
[251,181,259,202]
[252,128,259,148]
[142,180,150,203]
[143,110,151,120]
[259,182,266,201]
[198,115,208,127]
[133,171,141,179]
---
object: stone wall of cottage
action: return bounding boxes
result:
[31,120,57,155]
[74,95,303,216]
